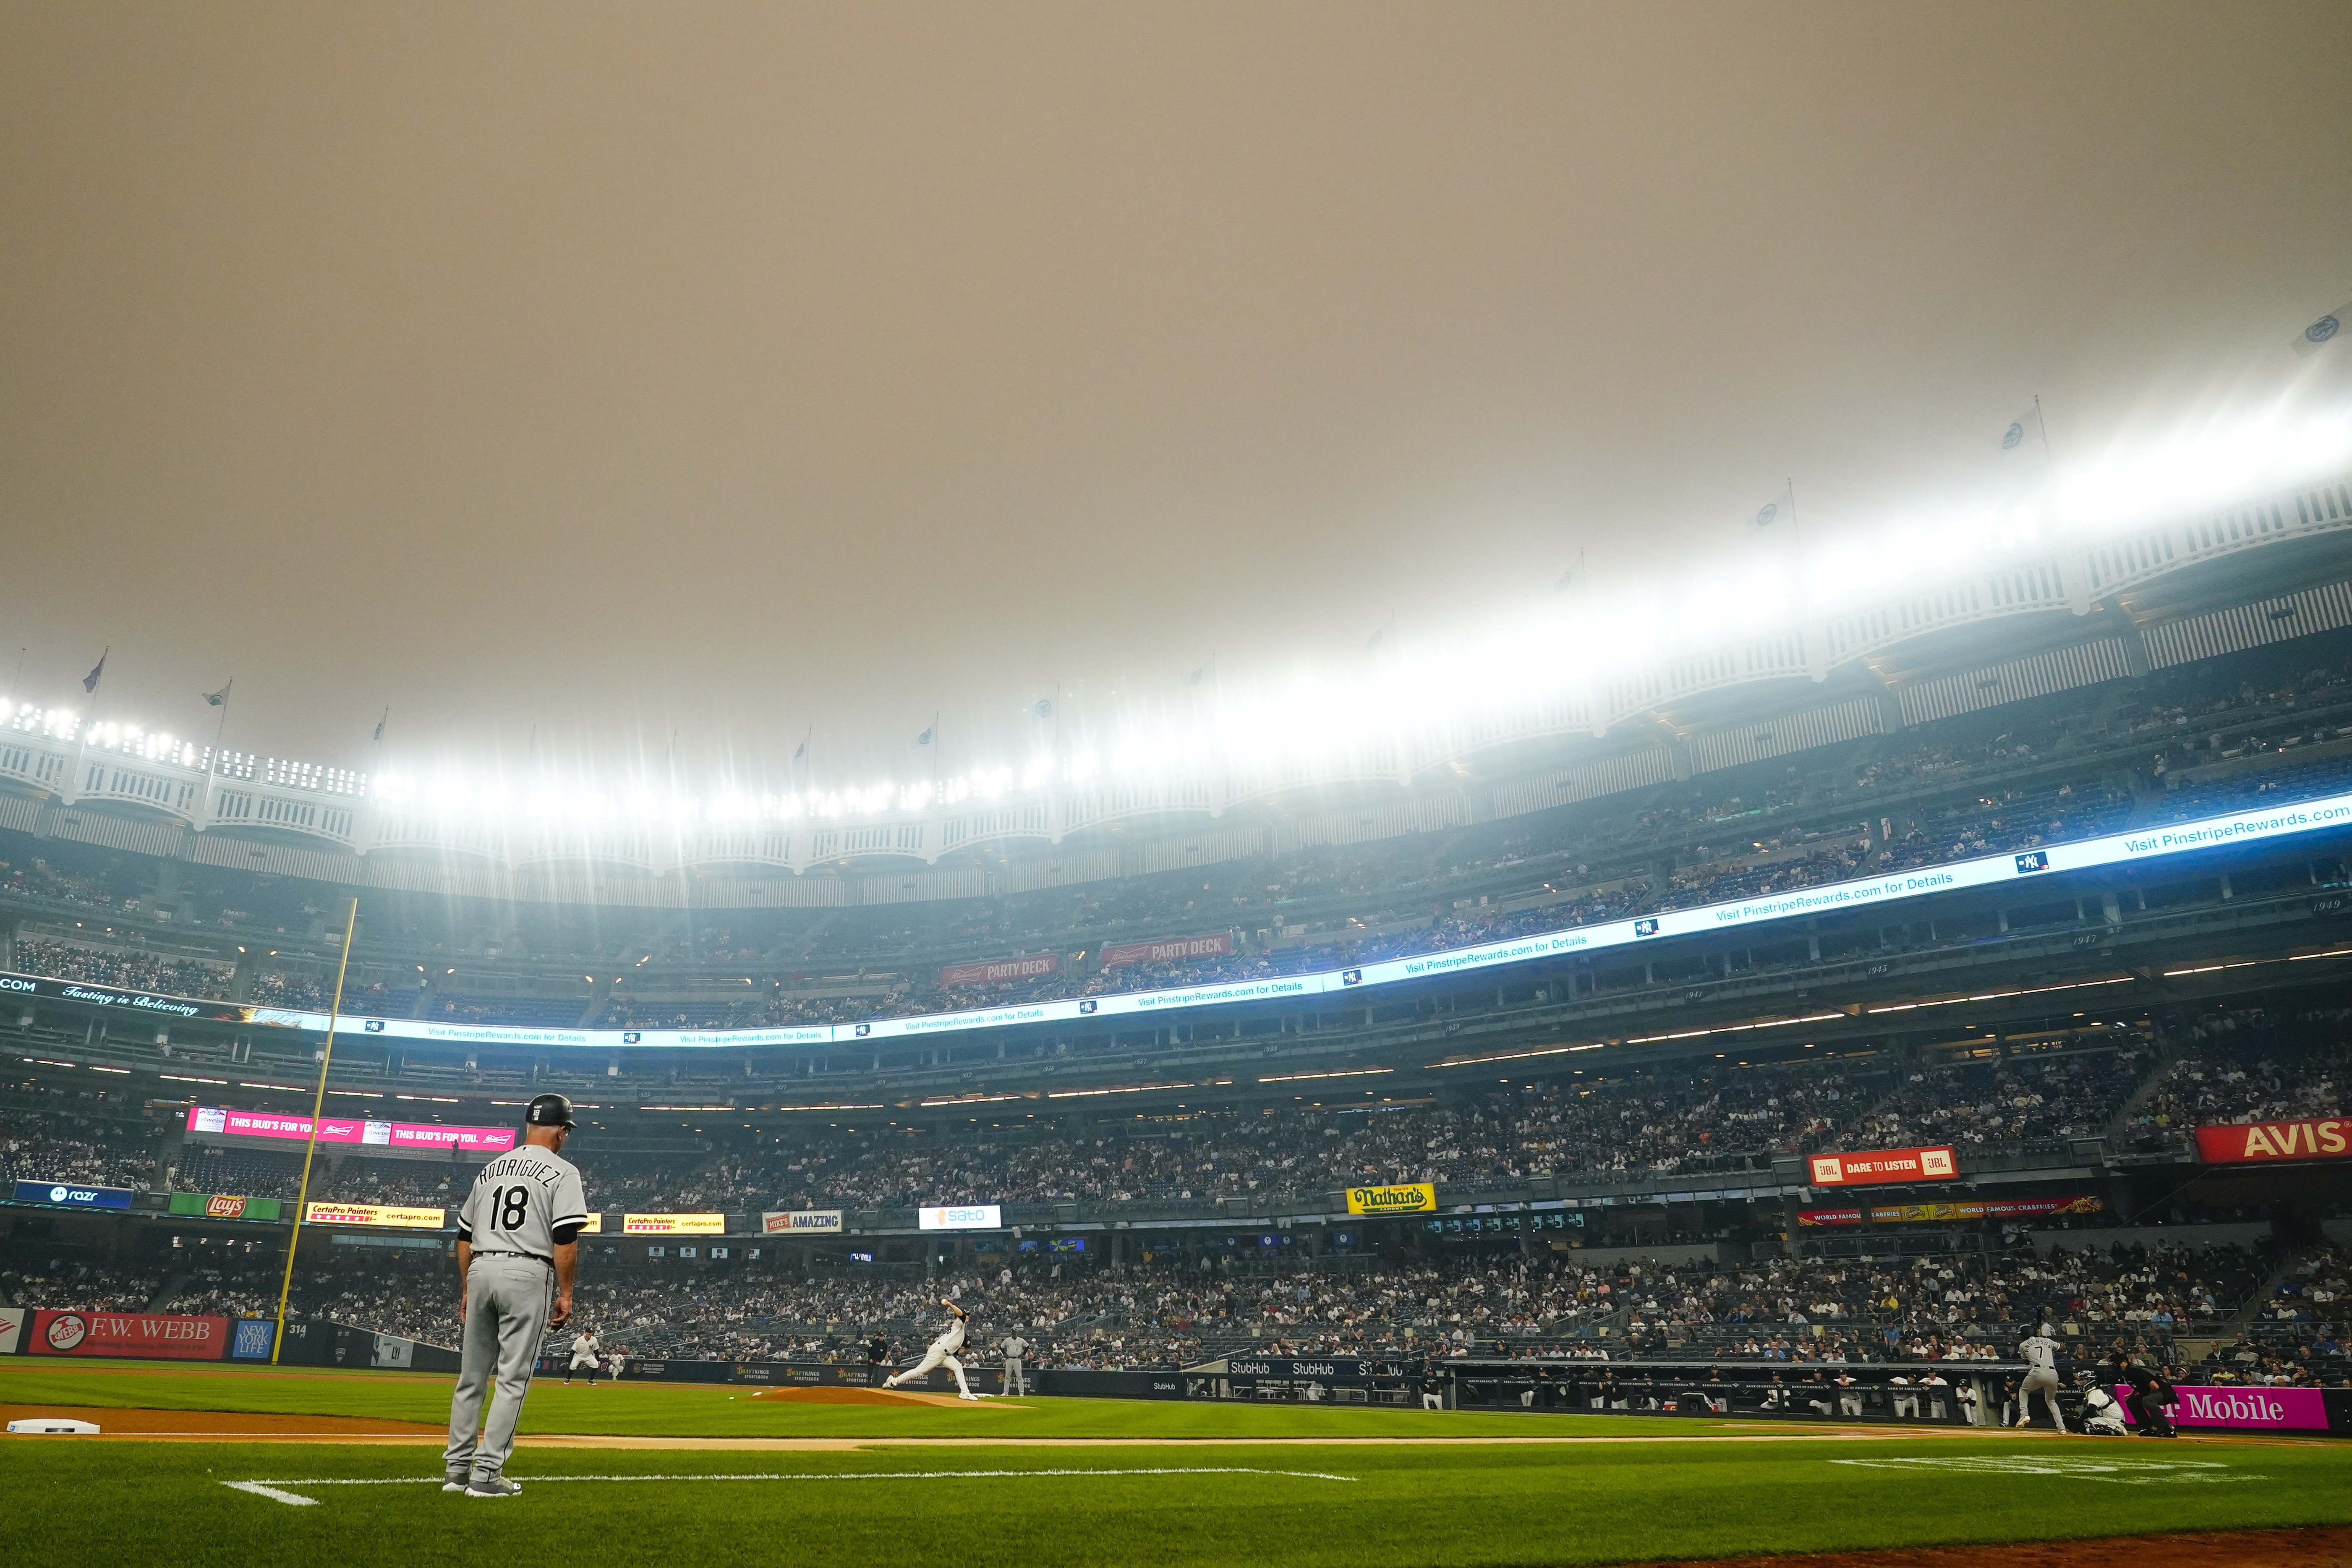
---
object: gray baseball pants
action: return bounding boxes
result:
[444,1253,554,1478]
[1001,1357,1027,1396]
[2015,1368,2062,1429]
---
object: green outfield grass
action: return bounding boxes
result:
[0,1356,1689,1440]
[3,1360,2350,1567]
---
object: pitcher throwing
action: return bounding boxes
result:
[884,1299,977,1400]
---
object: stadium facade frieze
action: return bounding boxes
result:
[21,781,2349,1056]
[3,473,2347,894]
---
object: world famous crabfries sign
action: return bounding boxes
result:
[2195,1116,2351,1164]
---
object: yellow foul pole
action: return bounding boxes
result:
[270,896,360,1363]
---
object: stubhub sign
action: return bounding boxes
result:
[14,1180,134,1210]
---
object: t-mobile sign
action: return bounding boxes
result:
[187,1105,515,1153]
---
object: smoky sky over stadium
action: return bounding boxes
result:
[4,2,2351,786]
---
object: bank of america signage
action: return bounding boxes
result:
[24,789,2352,1053]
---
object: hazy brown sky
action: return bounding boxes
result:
[5,2,2350,789]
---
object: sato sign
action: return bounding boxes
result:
[188,1105,515,1154]
[2195,1117,2350,1165]
[1346,1183,1438,1216]
[1807,1146,1957,1187]
[30,1309,230,1360]
[917,1204,1004,1231]
[762,1209,844,1234]
[13,1180,134,1210]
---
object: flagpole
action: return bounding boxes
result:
[202,683,232,823]
[270,895,359,1364]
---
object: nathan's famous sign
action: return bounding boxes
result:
[1347,1183,1437,1215]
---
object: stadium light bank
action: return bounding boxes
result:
[6,406,2349,832]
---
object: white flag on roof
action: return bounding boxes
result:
[2293,298,2352,358]
[1999,403,2045,455]
[1751,482,1794,531]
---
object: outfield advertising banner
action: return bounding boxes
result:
[762,1209,844,1233]
[1101,934,1235,969]
[1346,1183,1438,1215]
[937,954,1061,988]
[1798,1195,2104,1226]
[0,969,254,1024]
[2195,1117,2350,1165]
[2125,1385,2334,1433]
[122,787,2352,1052]
[188,1105,515,1154]
[12,1180,134,1210]
[917,1204,1003,1231]
[29,1309,230,1360]
[304,1202,448,1230]
[231,1319,277,1360]
[0,1307,23,1356]
[1806,1147,1957,1187]
[622,1213,725,1235]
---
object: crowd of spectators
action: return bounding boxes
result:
[0,1108,159,1190]
[12,644,2352,1037]
[9,937,233,998]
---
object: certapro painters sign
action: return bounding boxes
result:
[1346,1183,1437,1215]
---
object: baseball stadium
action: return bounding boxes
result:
[8,7,2352,1567]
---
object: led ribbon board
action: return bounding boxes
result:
[190,788,2352,1050]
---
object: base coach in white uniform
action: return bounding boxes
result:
[443,1093,590,1497]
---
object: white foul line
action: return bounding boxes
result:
[225,1467,1360,1505]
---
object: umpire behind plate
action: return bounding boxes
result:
[442,1093,591,1497]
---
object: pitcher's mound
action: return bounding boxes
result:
[749,1386,999,1407]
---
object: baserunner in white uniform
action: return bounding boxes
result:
[443,1094,590,1497]
[564,1329,600,1384]
[884,1300,977,1399]
[2014,1327,2065,1431]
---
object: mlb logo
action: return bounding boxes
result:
[1921,1148,1955,1178]
[1340,969,1362,986]
[622,1031,642,1044]
[1077,1000,1097,1014]
[1809,1155,1845,1184]
[2014,850,2049,873]
[1634,917,1660,937]
[364,1019,385,1032]
[855,1023,872,1037]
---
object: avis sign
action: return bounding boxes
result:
[2195,1117,2351,1165]
[1806,1146,1957,1187]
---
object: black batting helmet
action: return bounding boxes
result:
[525,1093,578,1130]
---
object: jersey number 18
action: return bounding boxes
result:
[492,1186,530,1231]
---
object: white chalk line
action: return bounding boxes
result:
[225,1466,1359,1506]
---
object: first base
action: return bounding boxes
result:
[8,1418,102,1435]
